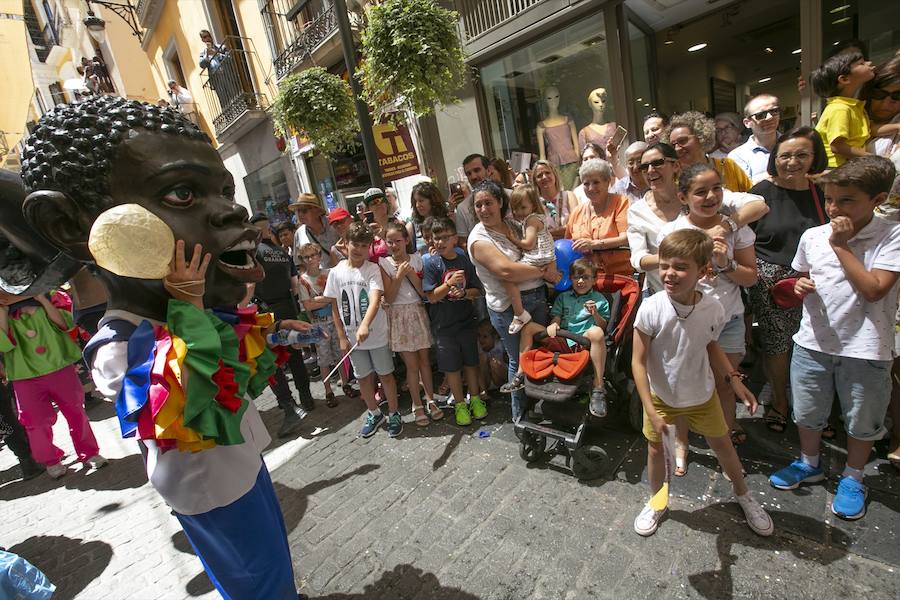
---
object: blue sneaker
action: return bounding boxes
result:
[359,411,385,438]
[831,476,867,520]
[387,412,403,438]
[769,459,826,490]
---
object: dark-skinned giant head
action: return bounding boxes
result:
[19,96,262,319]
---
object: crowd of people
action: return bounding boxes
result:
[0,38,898,598]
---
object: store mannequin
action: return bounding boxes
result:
[578,88,617,150]
[536,86,580,189]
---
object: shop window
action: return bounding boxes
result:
[479,12,616,184]
[48,82,67,105]
[821,0,900,65]
[244,159,293,224]
[628,19,655,125]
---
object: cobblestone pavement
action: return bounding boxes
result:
[1,377,899,600]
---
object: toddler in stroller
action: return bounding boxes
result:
[502,259,610,417]
[509,260,642,479]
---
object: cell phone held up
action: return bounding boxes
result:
[364,211,376,224]
[609,125,628,151]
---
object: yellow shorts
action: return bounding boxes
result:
[642,391,728,443]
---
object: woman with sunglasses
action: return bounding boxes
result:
[746,128,828,438]
[863,56,900,470]
[665,111,753,192]
[864,56,900,163]
[626,143,684,296]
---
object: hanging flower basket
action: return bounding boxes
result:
[359,0,467,121]
[272,67,358,156]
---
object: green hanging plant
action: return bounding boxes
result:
[359,0,467,121]
[272,67,358,156]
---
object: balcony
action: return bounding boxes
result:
[201,37,269,141]
[264,2,342,80]
[136,0,163,29]
[456,0,544,43]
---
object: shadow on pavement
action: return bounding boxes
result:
[173,464,382,597]
[0,454,148,501]
[311,563,482,599]
[669,506,850,600]
[7,535,113,600]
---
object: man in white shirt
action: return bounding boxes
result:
[290,193,340,270]
[729,94,781,183]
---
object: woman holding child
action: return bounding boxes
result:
[468,180,560,419]
[746,128,828,436]
[565,158,631,276]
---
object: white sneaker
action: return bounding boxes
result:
[508,310,532,334]
[46,463,67,479]
[633,502,667,536]
[737,493,774,536]
[84,455,109,470]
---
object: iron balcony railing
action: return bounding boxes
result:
[265,2,339,80]
[457,0,544,42]
[200,36,269,136]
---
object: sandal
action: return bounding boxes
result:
[730,427,747,446]
[342,383,361,399]
[500,373,525,394]
[426,399,444,421]
[674,457,688,477]
[821,423,837,440]
[507,310,532,335]
[888,444,900,472]
[764,408,787,433]
[325,392,338,408]
[413,405,429,427]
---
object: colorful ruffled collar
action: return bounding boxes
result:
[116,301,286,452]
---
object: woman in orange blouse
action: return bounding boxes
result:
[566,158,631,276]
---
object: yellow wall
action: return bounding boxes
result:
[140,1,218,141]
[139,1,279,145]
[0,0,34,151]
[101,7,158,104]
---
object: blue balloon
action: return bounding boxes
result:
[553,239,583,292]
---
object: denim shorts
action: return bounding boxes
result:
[717,314,746,356]
[349,344,394,379]
[790,344,891,441]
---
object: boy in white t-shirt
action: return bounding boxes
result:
[770,156,900,521]
[324,223,400,438]
[632,229,773,537]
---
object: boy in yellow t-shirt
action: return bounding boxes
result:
[812,51,875,167]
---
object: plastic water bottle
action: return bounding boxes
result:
[266,325,326,346]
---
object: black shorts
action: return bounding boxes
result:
[434,328,479,373]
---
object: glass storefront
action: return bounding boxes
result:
[628,18,655,126]
[303,138,372,216]
[479,11,616,187]
[244,158,293,224]
[821,0,900,65]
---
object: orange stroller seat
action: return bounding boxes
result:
[521,347,590,382]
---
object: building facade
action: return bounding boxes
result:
[431,0,899,181]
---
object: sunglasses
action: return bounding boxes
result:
[639,158,676,171]
[366,197,386,207]
[749,107,780,121]
[871,89,900,101]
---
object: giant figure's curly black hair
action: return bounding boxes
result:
[20,95,209,211]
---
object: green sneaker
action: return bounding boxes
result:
[455,402,472,426]
[470,395,487,420]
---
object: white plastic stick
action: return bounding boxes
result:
[324,342,359,382]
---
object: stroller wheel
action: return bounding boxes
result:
[572,444,609,481]
[519,431,547,463]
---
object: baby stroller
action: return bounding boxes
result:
[513,274,641,480]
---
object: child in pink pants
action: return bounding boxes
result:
[0,291,105,479]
